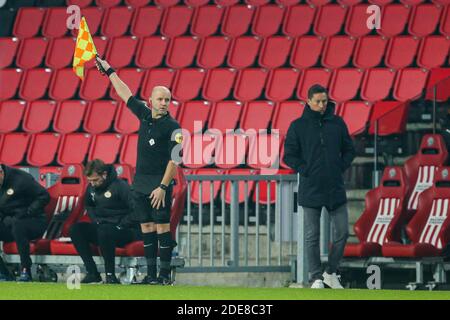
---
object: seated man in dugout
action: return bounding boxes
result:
[70,159,141,284]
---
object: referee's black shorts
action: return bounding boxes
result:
[132,176,173,224]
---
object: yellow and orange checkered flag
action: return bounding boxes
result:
[72,17,97,80]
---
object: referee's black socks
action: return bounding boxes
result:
[158,232,174,278]
[143,231,158,279]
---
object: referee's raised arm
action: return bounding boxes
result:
[95,56,132,103]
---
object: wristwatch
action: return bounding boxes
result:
[159,184,168,191]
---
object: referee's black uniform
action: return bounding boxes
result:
[126,95,182,284]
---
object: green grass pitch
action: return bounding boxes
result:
[0,283,450,300]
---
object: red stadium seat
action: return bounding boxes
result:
[208,101,242,133]
[425,68,450,102]
[71,7,104,37]
[252,4,285,38]
[13,7,46,38]
[109,68,144,101]
[95,0,121,7]
[140,68,176,100]
[259,36,293,69]
[321,36,356,69]
[234,68,269,102]
[329,68,363,102]
[182,133,216,168]
[246,0,270,5]
[0,68,24,100]
[168,101,181,120]
[228,36,262,69]
[166,36,201,69]
[313,4,348,37]
[172,68,206,102]
[368,101,409,136]
[114,163,134,184]
[215,0,239,5]
[185,0,210,6]
[221,5,256,37]
[417,36,450,69]
[19,68,53,101]
[42,7,69,38]
[265,68,300,102]
[88,133,123,164]
[49,68,80,101]
[385,36,420,69]
[125,0,151,6]
[178,101,211,133]
[83,101,118,134]
[46,37,77,69]
[400,0,425,4]
[0,100,26,133]
[114,102,140,134]
[27,133,61,167]
[393,68,429,101]
[79,68,110,101]
[272,101,305,136]
[408,4,442,37]
[378,4,411,37]
[360,68,396,102]
[106,36,139,69]
[161,6,194,37]
[57,133,92,165]
[290,36,324,69]
[282,4,315,37]
[16,38,48,69]
[190,169,225,205]
[276,0,301,5]
[345,4,372,37]
[340,101,372,136]
[53,100,87,134]
[130,6,163,37]
[67,0,93,7]
[368,0,394,4]
[296,68,332,101]
[224,169,258,204]
[191,5,224,37]
[119,134,138,167]
[247,133,281,172]
[0,37,19,69]
[240,101,274,131]
[23,100,56,133]
[382,166,450,258]
[0,133,30,166]
[101,6,134,38]
[202,68,237,102]
[403,134,448,218]
[344,167,408,257]
[135,36,169,69]
[353,36,388,69]
[215,133,248,169]
[197,36,231,69]
[440,4,450,36]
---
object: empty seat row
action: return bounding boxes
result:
[10,4,450,39]
[0,66,433,103]
[2,34,448,70]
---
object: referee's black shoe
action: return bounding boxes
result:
[105,273,121,284]
[140,275,159,285]
[81,272,102,284]
[157,275,172,286]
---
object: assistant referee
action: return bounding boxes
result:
[95,57,182,285]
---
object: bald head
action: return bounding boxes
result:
[150,86,171,118]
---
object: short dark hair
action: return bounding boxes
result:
[308,84,328,100]
[84,159,107,177]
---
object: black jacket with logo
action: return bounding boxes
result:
[283,103,355,210]
[0,165,50,220]
[84,165,137,228]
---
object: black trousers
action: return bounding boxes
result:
[70,222,141,274]
[0,216,47,270]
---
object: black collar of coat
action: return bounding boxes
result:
[303,102,336,121]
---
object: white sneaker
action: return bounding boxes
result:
[322,272,344,289]
[311,279,325,289]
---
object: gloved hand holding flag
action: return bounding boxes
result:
[72,17,97,80]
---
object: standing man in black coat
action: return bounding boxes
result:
[0,164,50,282]
[283,85,355,289]
[70,159,140,284]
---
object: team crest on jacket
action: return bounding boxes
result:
[104,191,112,198]
[442,169,448,179]
[6,188,14,196]
[149,139,155,146]
[175,132,183,144]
